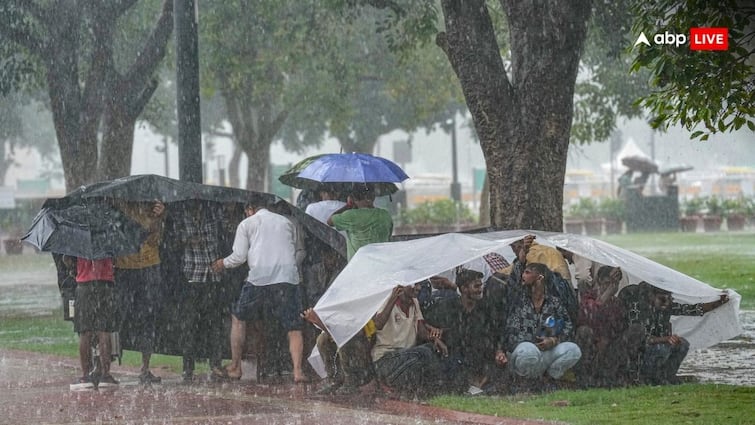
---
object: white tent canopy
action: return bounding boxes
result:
[313,230,742,352]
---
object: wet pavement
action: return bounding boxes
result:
[0,349,557,425]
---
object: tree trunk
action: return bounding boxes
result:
[223,92,288,191]
[439,0,591,231]
[479,173,490,227]
[99,0,173,181]
[46,49,100,190]
[228,144,242,188]
[3,0,173,191]
[99,104,137,180]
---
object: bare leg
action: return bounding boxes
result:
[226,315,246,378]
[97,331,111,377]
[141,352,152,374]
[79,331,92,377]
[288,330,304,382]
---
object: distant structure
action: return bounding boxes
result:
[618,156,690,232]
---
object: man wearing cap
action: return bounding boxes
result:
[211,198,306,382]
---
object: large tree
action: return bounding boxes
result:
[0,0,173,189]
[201,0,315,190]
[279,6,463,156]
[433,1,592,231]
[201,1,462,190]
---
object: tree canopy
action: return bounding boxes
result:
[0,0,173,189]
[630,0,755,140]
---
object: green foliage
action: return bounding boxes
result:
[571,0,650,145]
[278,2,463,154]
[629,0,755,140]
[720,197,755,217]
[568,198,600,219]
[599,198,626,221]
[397,199,476,226]
[705,196,724,216]
[682,197,705,216]
[431,384,754,425]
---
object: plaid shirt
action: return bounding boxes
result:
[174,206,224,283]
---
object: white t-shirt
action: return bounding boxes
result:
[371,297,423,362]
[223,208,300,286]
[305,200,346,224]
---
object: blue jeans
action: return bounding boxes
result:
[510,341,582,379]
[641,338,690,384]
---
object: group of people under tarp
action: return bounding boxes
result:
[59,182,730,396]
[301,234,730,398]
[58,195,347,389]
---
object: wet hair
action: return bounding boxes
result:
[638,281,671,299]
[456,269,483,288]
[525,262,551,280]
[244,195,272,210]
[350,185,375,201]
[595,266,620,283]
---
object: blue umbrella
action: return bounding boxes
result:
[297,153,409,184]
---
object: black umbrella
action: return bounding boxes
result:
[21,199,148,259]
[621,155,658,173]
[25,174,346,259]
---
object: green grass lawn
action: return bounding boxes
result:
[432,385,754,425]
[599,231,755,309]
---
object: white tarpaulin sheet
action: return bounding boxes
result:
[313,230,742,352]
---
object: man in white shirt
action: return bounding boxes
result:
[211,198,306,382]
[371,284,445,396]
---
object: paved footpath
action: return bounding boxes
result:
[0,349,559,425]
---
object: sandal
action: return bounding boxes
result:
[222,366,242,381]
[209,367,228,381]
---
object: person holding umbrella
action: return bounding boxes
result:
[327,185,393,261]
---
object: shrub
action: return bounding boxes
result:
[397,199,476,226]
[704,196,724,216]
[567,198,599,219]
[682,197,704,216]
[598,198,625,221]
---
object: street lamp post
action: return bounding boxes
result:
[448,115,461,203]
[175,0,202,183]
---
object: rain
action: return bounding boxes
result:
[1,0,754,424]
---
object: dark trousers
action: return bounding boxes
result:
[574,323,645,387]
[374,343,442,395]
[180,281,227,371]
[641,337,690,384]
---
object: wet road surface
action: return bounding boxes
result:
[0,349,555,425]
